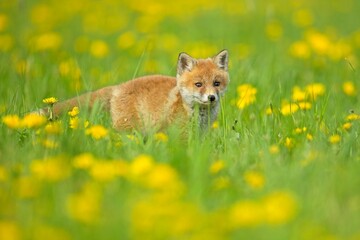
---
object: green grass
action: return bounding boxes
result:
[1,0,360,239]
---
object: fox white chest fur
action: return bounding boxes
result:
[44,50,230,131]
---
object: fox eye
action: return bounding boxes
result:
[195,82,202,88]
[213,81,221,87]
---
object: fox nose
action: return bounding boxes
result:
[208,95,216,102]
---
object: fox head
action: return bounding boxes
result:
[176,49,229,107]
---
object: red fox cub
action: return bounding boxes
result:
[42,50,229,131]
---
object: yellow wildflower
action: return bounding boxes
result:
[236,84,257,109]
[41,139,58,149]
[154,132,168,142]
[30,156,70,182]
[281,103,299,115]
[289,41,311,59]
[284,137,295,149]
[209,160,225,174]
[0,221,21,240]
[306,133,314,141]
[0,14,9,31]
[2,114,22,129]
[42,97,58,104]
[263,191,298,225]
[90,40,109,58]
[306,30,331,55]
[329,134,341,144]
[67,183,101,224]
[346,113,360,121]
[129,155,154,178]
[305,83,325,100]
[229,200,263,228]
[298,101,312,110]
[44,122,62,134]
[34,32,62,51]
[0,165,7,182]
[269,145,280,154]
[68,106,79,117]
[85,125,108,140]
[73,153,95,169]
[211,120,219,129]
[90,161,120,182]
[292,86,307,101]
[146,164,179,190]
[32,224,71,240]
[244,170,265,190]
[342,122,352,131]
[342,81,356,96]
[265,106,273,115]
[69,116,79,129]
[117,31,136,49]
[0,34,13,52]
[16,176,40,199]
[21,113,47,128]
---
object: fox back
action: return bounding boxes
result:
[46,50,229,131]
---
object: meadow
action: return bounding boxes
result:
[1,0,360,239]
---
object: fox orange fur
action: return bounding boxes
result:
[40,50,230,131]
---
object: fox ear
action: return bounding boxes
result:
[177,52,196,77]
[213,49,229,71]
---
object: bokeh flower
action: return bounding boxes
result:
[236,84,257,109]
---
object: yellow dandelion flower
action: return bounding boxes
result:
[292,86,307,101]
[68,106,79,117]
[129,155,154,178]
[0,165,7,182]
[295,128,303,134]
[263,191,298,225]
[269,145,280,154]
[298,101,312,110]
[0,34,14,52]
[212,120,219,129]
[265,106,273,115]
[69,116,79,129]
[284,137,295,149]
[44,122,62,134]
[72,153,95,169]
[342,81,356,96]
[117,31,136,49]
[16,176,40,199]
[306,133,314,141]
[42,97,58,104]
[85,125,108,140]
[154,132,168,142]
[281,103,299,115]
[90,161,120,182]
[289,41,311,59]
[0,221,21,240]
[0,14,9,31]
[41,139,58,149]
[229,200,263,228]
[90,40,109,58]
[209,160,225,175]
[244,170,265,190]
[146,164,179,190]
[329,134,341,144]
[346,113,360,121]
[236,84,257,109]
[305,83,325,100]
[34,32,62,51]
[342,122,352,131]
[2,114,22,129]
[306,30,331,55]
[21,113,47,128]
[30,157,70,182]
[67,183,101,224]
